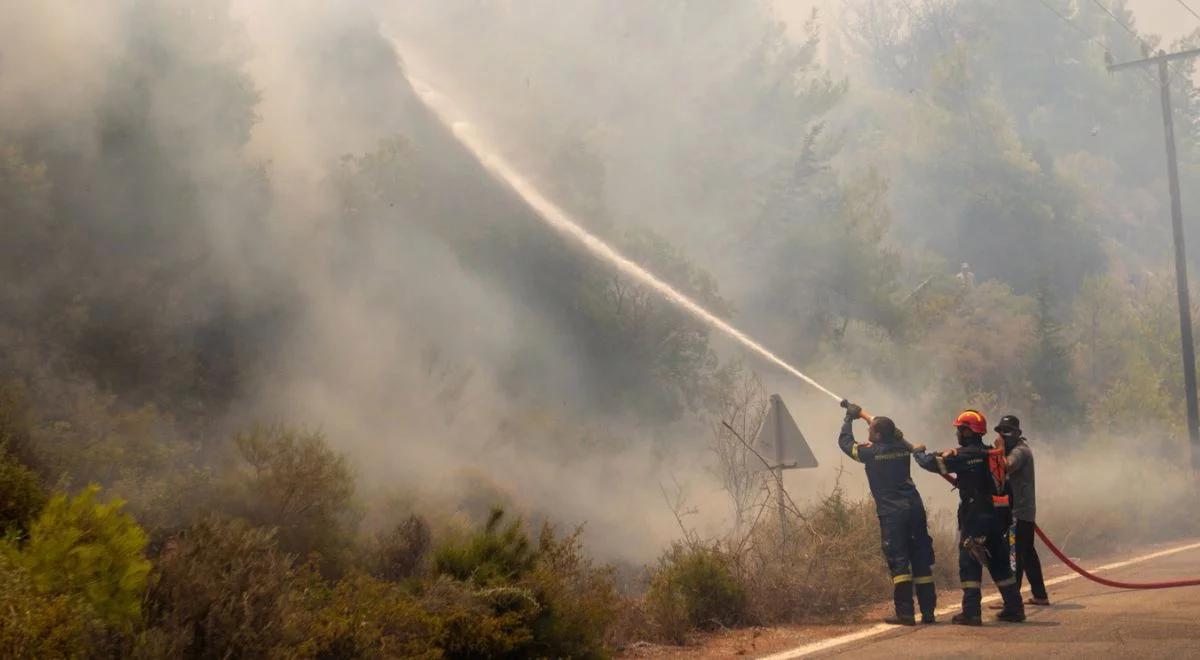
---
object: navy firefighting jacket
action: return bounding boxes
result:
[914,440,995,533]
[838,420,923,517]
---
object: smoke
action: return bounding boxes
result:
[3,0,1197,565]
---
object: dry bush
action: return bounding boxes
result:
[733,486,890,624]
[927,510,959,589]
[372,514,433,582]
[233,424,358,572]
[284,573,443,659]
[141,517,299,658]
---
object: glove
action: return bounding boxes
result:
[842,401,863,422]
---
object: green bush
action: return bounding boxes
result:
[429,508,619,658]
[646,542,744,642]
[524,524,619,659]
[433,507,536,586]
[14,485,151,631]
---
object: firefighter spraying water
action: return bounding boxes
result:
[390,40,1200,632]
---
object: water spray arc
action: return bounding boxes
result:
[388,42,1200,594]
[391,44,843,405]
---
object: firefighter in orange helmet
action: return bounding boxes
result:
[914,409,1025,625]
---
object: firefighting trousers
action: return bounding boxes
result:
[958,515,1024,618]
[1013,519,1048,600]
[879,506,937,619]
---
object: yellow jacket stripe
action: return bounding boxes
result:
[893,574,913,584]
[961,580,982,588]
[913,576,935,585]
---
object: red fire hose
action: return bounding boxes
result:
[1032,524,1200,590]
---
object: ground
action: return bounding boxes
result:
[619,538,1200,659]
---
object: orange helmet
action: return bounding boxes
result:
[953,409,987,435]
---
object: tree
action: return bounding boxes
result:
[709,370,770,536]
[233,424,357,569]
[1028,284,1080,428]
[11,486,151,632]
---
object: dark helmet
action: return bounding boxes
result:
[870,416,897,443]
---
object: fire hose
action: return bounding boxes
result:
[1032,525,1200,589]
[842,400,1200,590]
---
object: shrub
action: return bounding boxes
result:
[0,449,46,536]
[233,424,358,570]
[419,576,538,657]
[646,542,744,642]
[15,485,151,631]
[287,573,443,659]
[433,507,536,586]
[428,508,620,658]
[142,517,298,658]
[372,514,432,582]
[524,524,619,659]
[0,553,104,658]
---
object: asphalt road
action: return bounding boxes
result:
[774,540,1200,659]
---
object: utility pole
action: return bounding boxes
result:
[1109,48,1200,472]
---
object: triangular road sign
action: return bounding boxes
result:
[753,394,819,469]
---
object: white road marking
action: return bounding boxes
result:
[758,539,1200,659]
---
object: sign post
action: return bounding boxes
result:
[754,394,819,543]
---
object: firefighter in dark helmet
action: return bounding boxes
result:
[915,409,1025,625]
[838,402,937,625]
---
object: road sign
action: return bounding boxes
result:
[753,394,819,470]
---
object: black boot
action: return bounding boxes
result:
[888,580,915,625]
[915,580,937,624]
[996,582,1025,622]
[951,612,982,626]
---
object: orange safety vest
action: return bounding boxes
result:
[987,446,1009,508]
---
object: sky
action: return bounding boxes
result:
[778,0,1200,67]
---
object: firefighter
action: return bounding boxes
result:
[838,402,937,625]
[914,410,1025,625]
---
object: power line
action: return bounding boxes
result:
[1035,0,1116,58]
[1176,0,1200,24]
[1089,0,1145,49]
[1032,0,1158,87]
[1088,0,1192,87]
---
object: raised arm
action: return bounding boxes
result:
[838,420,864,463]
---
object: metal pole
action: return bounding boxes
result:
[773,395,787,544]
[1157,56,1200,471]
[1110,48,1200,473]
